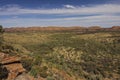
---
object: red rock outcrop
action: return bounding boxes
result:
[0,52,26,80]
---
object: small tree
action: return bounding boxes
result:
[0,25,4,47]
[0,25,4,33]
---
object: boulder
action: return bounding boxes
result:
[15,73,35,80]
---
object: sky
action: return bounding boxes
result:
[0,0,120,27]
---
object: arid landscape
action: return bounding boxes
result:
[0,26,120,80]
[0,0,120,80]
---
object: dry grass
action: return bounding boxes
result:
[72,33,112,39]
[3,32,52,45]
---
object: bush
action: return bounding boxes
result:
[21,58,33,71]
[30,66,48,78]
[0,25,4,50]
[33,55,42,66]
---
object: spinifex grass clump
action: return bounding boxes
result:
[51,47,83,63]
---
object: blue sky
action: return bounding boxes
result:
[0,0,120,27]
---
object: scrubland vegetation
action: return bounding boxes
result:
[0,26,120,80]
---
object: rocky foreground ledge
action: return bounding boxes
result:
[0,52,44,80]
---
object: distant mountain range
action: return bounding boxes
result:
[4,26,120,33]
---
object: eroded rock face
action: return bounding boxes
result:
[0,52,26,80]
[0,52,44,80]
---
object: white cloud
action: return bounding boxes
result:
[63,4,76,9]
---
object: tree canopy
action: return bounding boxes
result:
[0,25,4,45]
[0,25,4,33]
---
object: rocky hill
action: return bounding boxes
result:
[4,26,120,33]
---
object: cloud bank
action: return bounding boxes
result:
[0,4,120,27]
[0,4,120,15]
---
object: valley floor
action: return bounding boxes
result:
[1,31,120,80]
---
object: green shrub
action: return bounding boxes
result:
[30,66,39,77]
[30,65,48,78]
[33,55,42,66]
[0,25,4,50]
[21,58,33,71]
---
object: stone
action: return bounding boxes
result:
[15,73,35,80]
